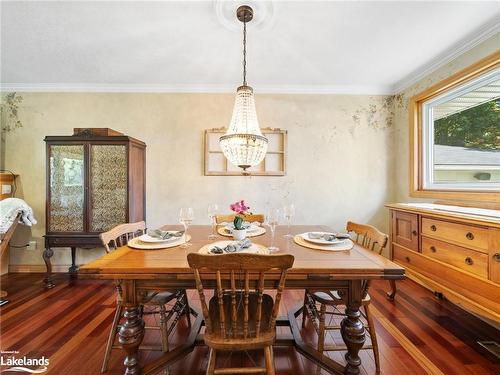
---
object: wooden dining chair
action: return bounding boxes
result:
[302,221,389,374]
[215,214,265,225]
[187,253,295,375]
[100,221,191,373]
[346,221,396,300]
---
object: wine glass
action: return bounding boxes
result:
[283,203,295,238]
[266,208,281,253]
[179,207,194,248]
[207,203,219,240]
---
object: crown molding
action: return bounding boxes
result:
[4,19,496,97]
[0,83,393,95]
[391,18,500,94]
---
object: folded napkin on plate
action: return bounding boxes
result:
[210,238,252,254]
[147,229,184,240]
[308,232,349,242]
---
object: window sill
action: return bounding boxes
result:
[410,188,500,203]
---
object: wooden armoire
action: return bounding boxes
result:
[44,128,145,288]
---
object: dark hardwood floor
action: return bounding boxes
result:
[0,273,498,374]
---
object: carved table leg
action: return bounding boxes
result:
[341,280,365,375]
[119,281,145,375]
[69,246,79,276]
[43,247,55,289]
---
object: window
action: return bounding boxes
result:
[410,51,500,201]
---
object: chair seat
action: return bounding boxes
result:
[144,290,179,305]
[310,290,370,305]
[205,293,275,351]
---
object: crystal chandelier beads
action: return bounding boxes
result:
[219,6,268,171]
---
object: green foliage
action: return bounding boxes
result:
[434,99,499,150]
[233,216,244,230]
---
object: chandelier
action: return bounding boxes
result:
[219,5,268,171]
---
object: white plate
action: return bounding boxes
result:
[300,232,346,245]
[127,235,189,250]
[224,223,260,233]
[217,226,266,238]
[198,240,269,255]
[294,235,354,252]
[138,232,183,243]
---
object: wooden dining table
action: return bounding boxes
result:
[79,225,405,375]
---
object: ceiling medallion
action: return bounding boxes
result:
[214,0,275,32]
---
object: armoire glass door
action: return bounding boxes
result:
[89,144,127,232]
[48,144,85,232]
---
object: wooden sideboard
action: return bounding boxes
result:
[386,203,500,322]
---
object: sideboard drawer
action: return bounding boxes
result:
[421,217,489,252]
[393,244,500,316]
[421,237,487,278]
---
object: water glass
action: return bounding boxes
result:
[266,208,281,253]
[179,207,194,248]
[283,203,295,238]
[207,203,219,240]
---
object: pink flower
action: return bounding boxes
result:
[230,200,251,215]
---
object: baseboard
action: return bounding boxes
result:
[9,264,71,273]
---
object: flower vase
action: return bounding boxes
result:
[232,228,247,241]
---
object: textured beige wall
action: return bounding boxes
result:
[4,92,395,267]
[392,33,500,202]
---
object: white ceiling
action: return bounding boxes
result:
[1,1,499,94]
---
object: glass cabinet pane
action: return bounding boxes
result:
[90,144,127,232]
[49,145,85,232]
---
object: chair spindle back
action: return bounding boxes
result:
[346,221,388,255]
[215,214,265,225]
[100,221,146,253]
[187,253,294,339]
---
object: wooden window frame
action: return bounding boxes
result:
[204,127,287,176]
[409,50,500,203]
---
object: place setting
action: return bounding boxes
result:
[199,238,270,255]
[294,231,353,251]
[201,200,270,255]
[127,208,194,250]
[209,200,267,239]
[126,229,190,250]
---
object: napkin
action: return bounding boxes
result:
[210,238,252,254]
[308,232,337,242]
[148,229,184,240]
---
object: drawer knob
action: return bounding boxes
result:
[430,225,437,232]
[412,230,417,236]
[405,256,411,263]
[465,232,474,240]
[493,253,500,262]
[430,246,437,253]
[465,257,473,265]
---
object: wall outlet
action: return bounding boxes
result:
[27,241,37,251]
[1,185,12,194]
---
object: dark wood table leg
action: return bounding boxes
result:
[69,246,79,276]
[43,247,55,289]
[341,280,366,375]
[119,305,145,375]
[387,279,397,300]
[119,280,145,375]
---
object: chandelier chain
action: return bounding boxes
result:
[243,18,247,86]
